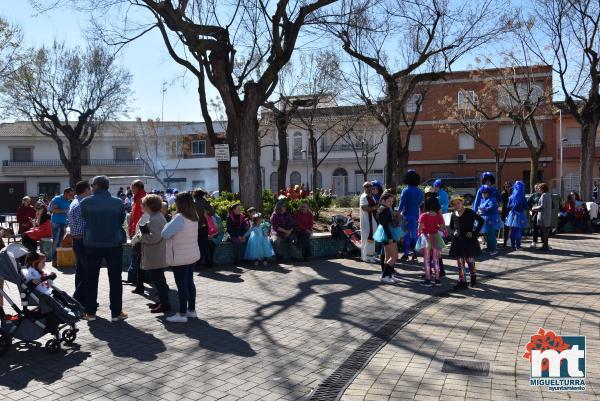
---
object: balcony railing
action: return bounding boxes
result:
[2,159,144,167]
[562,140,600,149]
[321,143,365,152]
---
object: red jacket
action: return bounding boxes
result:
[129,190,146,237]
[25,220,52,241]
[17,205,36,234]
[295,210,314,232]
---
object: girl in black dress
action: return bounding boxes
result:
[449,195,485,289]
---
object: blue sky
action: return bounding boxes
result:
[3,1,212,122]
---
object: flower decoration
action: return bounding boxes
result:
[523,328,570,372]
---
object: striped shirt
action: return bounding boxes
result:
[68,195,85,237]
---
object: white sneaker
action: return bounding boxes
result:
[380,276,395,284]
[368,256,380,264]
[391,276,403,283]
[166,313,188,323]
[186,310,197,319]
[530,242,537,248]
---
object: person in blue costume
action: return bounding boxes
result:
[473,172,501,213]
[478,185,503,255]
[505,181,529,249]
[432,179,449,213]
[244,213,275,266]
[371,180,383,203]
[398,170,424,262]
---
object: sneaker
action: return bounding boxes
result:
[530,242,537,248]
[411,254,418,262]
[380,276,395,284]
[470,275,477,287]
[166,313,188,323]
[399,255,409,262]
[83,313,96,322]
[262,260,269,266]
[186,310,197,318]
[391,275,403,283]
[111,312,128,322]
[489,250,498,256]
[420,279,432,287]
[131,288,144,294]
[148,302,160,309]
[368,256,380,264]
[454,281,468,290]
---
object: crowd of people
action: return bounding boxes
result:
[9,176,316,323]
[360,170,556,289]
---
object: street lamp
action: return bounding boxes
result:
[301,148,309,191]
[559,108,568,198]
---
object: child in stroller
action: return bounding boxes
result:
[0,244,84,355]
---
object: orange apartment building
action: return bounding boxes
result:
[402,65,557,191]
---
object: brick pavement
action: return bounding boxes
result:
[340,234,600,401]
[0,233,597,401]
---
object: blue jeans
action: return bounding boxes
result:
[85,246,123,317]
[72,238,86,305]
[51,223,66,260]
[172,264,196,314]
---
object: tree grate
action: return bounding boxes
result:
[309,297,438,401]
[441,359,490,376]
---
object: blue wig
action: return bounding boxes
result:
[481,172,496,185]
[433,179,443,188]
[509,181,526,203]
[403,169,421,186]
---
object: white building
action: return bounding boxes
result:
[0,120,235,213]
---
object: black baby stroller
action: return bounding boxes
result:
[330,214,362,257]
[0,244,84,355]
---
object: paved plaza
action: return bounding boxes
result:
[0,234,599,401]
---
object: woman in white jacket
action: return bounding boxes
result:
[161,192,201,322]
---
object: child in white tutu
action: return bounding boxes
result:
[416,197,447,287]
[244,213,275,266]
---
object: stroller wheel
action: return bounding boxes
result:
[0,330,11,356]
[45,339,61,354]
[61,329,77,344]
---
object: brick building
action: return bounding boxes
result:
[259,65,560,196]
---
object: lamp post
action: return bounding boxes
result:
[301,148,309,191]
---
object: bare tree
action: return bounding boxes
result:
[440,93,516,187]
[329,0,506,189]
[58,0,336,209]
[133,119,186,190]
[343,124,385,183]
[1,42,132,187]
[288,50,359,191]
[524,0,600,200]
[0,17,22,81]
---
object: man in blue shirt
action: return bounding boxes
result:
[433,179,449,213]
[68,181,91,306]
[49,187,74,266]
[398,170,424,262]
[80,175,128,322]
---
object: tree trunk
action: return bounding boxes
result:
[217,160,232,193]
[67,142,82,188]
[276,119,289,192]
[495,153,503,190]
[386,81,402,190]
[236,105,263,210]
[529,152,540,194]
[309,134,318,192]
[579,121,598,200]
[392,147,410,191]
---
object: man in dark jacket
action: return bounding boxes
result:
[80,175,127,322]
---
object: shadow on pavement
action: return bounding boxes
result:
[161,318,256,357]
[87,318,166,361]
[0,342,90,390]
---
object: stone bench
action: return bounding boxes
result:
[39,232,347,267]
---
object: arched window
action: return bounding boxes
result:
[292,132,304,160]
[332,168,348,196]
[269,172,278,192]
[290,171,301,186]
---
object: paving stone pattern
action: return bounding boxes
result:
[0,234,598,400]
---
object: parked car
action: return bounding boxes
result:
[423,176,478,205]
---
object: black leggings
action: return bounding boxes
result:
[198,228,213,267]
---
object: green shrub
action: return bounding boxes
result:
[335,195,360,208]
